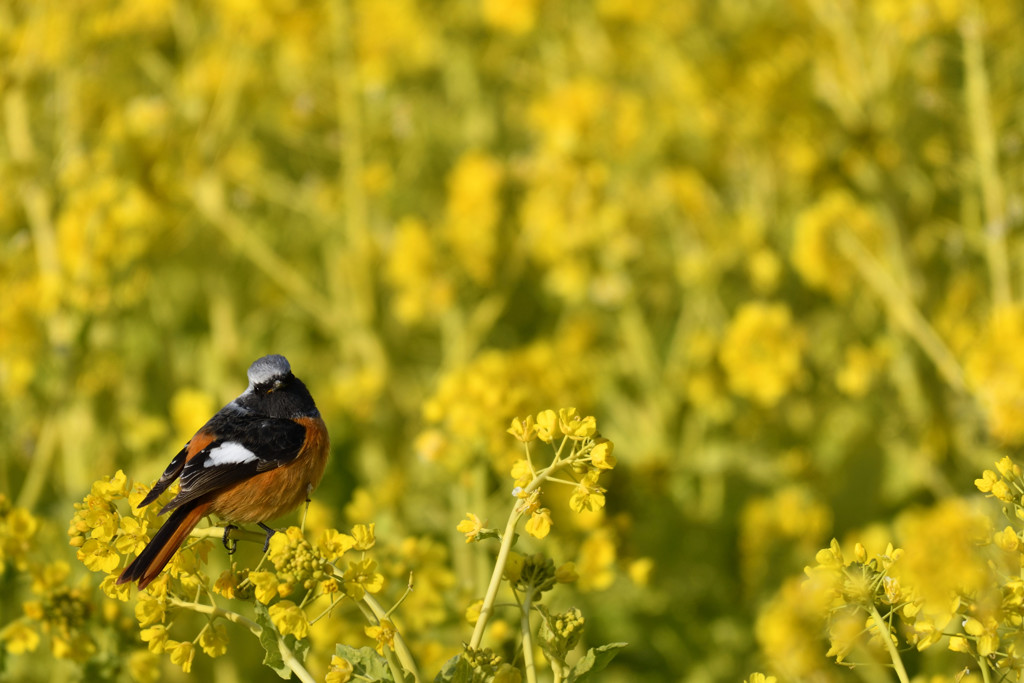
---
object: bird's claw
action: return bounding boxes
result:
[222,524,239,555]
[257,522,277,553]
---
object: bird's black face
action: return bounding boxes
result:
[236,368,320,419]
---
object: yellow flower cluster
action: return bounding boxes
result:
[966,306,1024,444]
[505,408,615,533]
[791,190,885,300]
[420,339,594,473]
[68,470,210,601]
[0,495,38,574]
[740,486,832,592]
[762,459,1024,680]
[385,150,504,324]
[718,302,806,408]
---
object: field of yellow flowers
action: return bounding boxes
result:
[3,1,1024,681]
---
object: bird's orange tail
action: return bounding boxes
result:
[117,501,210,589]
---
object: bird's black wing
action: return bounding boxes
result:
[158,416,307,514]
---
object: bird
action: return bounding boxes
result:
[117,354,330,589]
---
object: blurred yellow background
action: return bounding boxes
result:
[2,0,1023,680]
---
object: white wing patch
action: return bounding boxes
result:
[204,442,257,468]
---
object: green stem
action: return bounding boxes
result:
[520,588,537,683]
[364,593,422,683]
[309,592,348,625]
[167,598,260,633]
[470,501,521,648]
[868,604,909,683]
[354,599,407,683]
[977,654,992,683]
[962,2,1011,308]
[469,454,565,649]
[168,598,315,683]
[190,525,265,547]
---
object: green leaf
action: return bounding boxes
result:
[535,604,568,666]
[253,602,314,680]
[253,602,290,679]
[434,653,477,683]
[474,529,502,543]
[567,642,628,683]
[334,644,394,682]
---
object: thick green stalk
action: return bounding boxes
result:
[867,605,909,683]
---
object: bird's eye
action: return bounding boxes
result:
[273,379,283,389]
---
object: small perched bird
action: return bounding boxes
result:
[118,354,329,589]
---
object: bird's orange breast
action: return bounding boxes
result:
[208,416,330,523]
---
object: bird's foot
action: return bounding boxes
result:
[222,524,239,555]
[257,522,277,553]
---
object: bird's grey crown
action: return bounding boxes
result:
[247,354,291,386]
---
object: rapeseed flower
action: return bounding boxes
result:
[719,302,805,407]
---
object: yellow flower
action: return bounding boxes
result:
[29,561,70,593]
[269,601,309,640]
[351,523,376,551]
[991,479,1014,503]
[558,408,596,439]
[457,513,485,543]
[364,618,396,654]
[569,470,606,513]
[465,599,484,624]
[535,409,559,443]
[589,439,616,470]
[719,301,805,407]
[127,650,160,683]
[77,539,120,574]
[249,571,280,605]
[199,623,228,657]
[91,470,129,500]
[443,151,504,285]
[555,561,579,583]
[385,216,453,325]
[628,558,654,586]
[744,674,778,683]
[997,455,1021,477]
[140,625,169,654]
[893,499,993,619]
[1,621,39,654]
[326,654,354,683]
[342,558,385,600]
[963,616,999,657]
[994,526,1020,552]
[577,529,616,592]
[170,388,215,440]
[836,344,881,397]
[756,576,834,679]
[748,247,782,294]
[507,415,537,442]
[824,611,862,663]
[966,306,1024,444]
[168,640,195,673]
[948,635,971,653]
[481,0,539,34]
[975,469,998,493]
[99,574,131,602]
[134,596,165,628]
[791,190,883,299]
[525,508,552,539]
[510,460,533,487]
[114,516,148,556]
[317,529,357,562]
[213,569,239,599]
